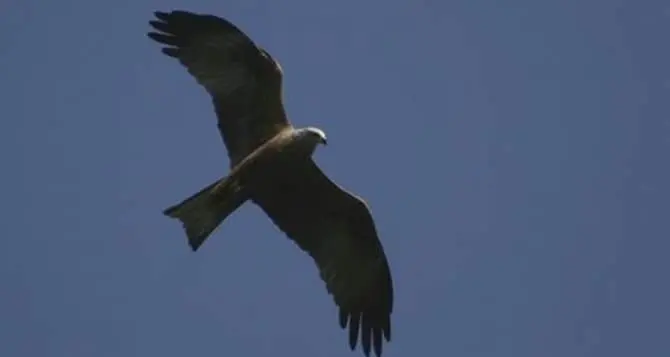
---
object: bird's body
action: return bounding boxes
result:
[148,10,394,357]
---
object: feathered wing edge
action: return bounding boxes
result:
[147,10,291,167]
[250,159,394,357]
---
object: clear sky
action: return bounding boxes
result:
[2,0,668,356]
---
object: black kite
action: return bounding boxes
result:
[148,10,394,357]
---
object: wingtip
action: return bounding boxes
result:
[341,306,392,357]
[161,48,180,58]
[362,342,371,357]
[154,9,199,21]
[148,20,164,29]
[153,11,171,20]
[383,322,391,342]
[146,32,162,42]
[348,314,360,351]
[339,309,348,329]
[373,329,383,357]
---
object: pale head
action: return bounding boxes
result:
[294,126,328,155]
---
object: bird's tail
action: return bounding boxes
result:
[163,176,248,251]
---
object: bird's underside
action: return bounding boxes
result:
[148,10,394,357]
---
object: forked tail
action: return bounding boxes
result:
[163,177,248,251]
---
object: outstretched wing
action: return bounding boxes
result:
[148,10,291,166]
[250,159,394,357]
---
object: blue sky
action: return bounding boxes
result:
[2,0,669,356]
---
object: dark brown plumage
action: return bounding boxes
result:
[148,10,394,357]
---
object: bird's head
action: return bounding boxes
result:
[299,126,327,146]
[293,127,327,157]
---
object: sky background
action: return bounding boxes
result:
[1,0,669,356]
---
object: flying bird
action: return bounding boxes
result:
[147,10,394,357]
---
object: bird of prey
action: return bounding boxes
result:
[147,10,394,357]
